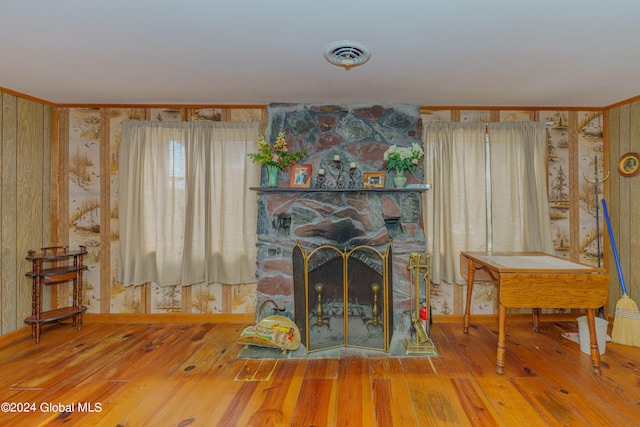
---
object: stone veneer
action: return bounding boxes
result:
[254,103,426,331]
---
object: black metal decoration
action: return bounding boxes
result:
[315,155,362,189]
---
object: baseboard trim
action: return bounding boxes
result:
[0,327,31,341]
[83,313,255,324]
[0,312,593,344]
[83,312,584,325]
[433,312,589,324]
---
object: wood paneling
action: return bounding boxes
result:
[0,93,51,335]
[628,101,640,301]
[17,98,44,323]
[100,109,111,313]
[1,94,18,333]
[607,101,640,311]
[568,111,580,258]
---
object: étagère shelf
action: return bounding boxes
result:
[25,246,88,343]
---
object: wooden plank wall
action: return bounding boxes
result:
[0,93,52,335]
[607,100,640,312]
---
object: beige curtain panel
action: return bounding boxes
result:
[118,120,260,287]
[487,122,553,254]
[422,121,552,286]
[423,122,488,286]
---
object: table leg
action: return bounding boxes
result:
[586,308,602,375]
[463,258,475,334]
[532,308,541,333]
[496,303,507,375]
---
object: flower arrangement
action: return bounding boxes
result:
[248,132,307,171]
[383,143,424,175]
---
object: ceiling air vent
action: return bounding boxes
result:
[323,40,371,69]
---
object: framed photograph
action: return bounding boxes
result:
[362,172,386,188]
[618,152,640,177]
[290,164,312,188]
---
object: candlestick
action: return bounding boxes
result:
[334,154,340,161]
[350,162,356,169]
[318,168,325,175]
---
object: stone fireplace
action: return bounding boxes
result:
[253,103,427,350]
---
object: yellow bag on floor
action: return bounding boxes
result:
[237,301,301,353]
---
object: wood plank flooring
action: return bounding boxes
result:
[0,319,638,426]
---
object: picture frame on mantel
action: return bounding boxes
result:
[363,172,386,188]
[290,164,312,188]
[617,152,640,177]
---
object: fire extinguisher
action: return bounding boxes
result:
[419,300,427,331]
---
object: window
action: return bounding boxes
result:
[117,120,261,288]
[168,140,186,190]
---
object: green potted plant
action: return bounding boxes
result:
[249,132,307,187]
[383,143,424,188]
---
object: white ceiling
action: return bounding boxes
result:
[2,0,640,108]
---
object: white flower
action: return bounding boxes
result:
[398,147,412,159]
[383,142,424,174]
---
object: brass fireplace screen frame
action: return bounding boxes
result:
[292,242,392,353]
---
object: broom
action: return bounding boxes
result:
[601,199,640,347]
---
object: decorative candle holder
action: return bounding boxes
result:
[316,154,362,189]
[315,171,327,189]
[347,165,362,189]
[328,157,345,188]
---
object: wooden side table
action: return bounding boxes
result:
[25,246,88,343]
[461,251,609,375]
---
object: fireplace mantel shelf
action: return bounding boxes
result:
[250,186,430,193]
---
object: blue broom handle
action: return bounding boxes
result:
[601,199,628,295]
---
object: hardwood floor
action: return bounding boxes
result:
[0,319,639,426]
